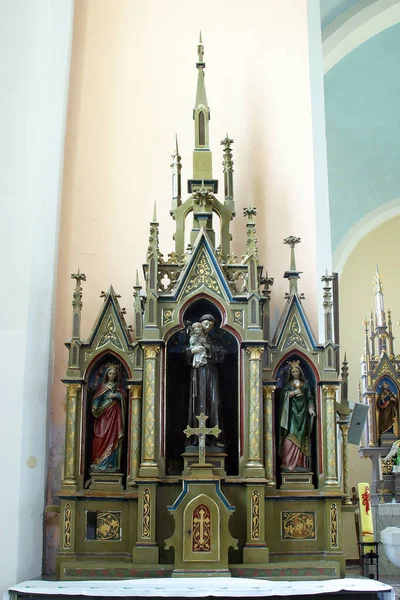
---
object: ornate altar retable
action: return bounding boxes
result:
[55,38,350,581]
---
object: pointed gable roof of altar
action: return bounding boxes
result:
[85,285,133,352]
[171,227,237,303]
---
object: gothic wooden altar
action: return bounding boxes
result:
[56,38,349,580]
[358,268,400,502]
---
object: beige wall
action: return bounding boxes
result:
[47,0,325,570]
[338,215,400,558]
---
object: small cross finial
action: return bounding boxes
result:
[71,268,86,287]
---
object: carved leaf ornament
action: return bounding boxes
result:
[283,314,307,350]
[185,250,221,296]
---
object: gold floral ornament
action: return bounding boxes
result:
[282,511,315,540]
[251,490,260,540]
[97,314,123,350]
[233,310,243,326]
[185,250,221,296]
[142,489,151,539]
[330,503,338,548]
[96,512,121,540]
[283,314,307,350]
[64,503,71,548]
[162,309,174,326]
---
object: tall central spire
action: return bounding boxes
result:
[374,265,386,328]
[192,32,212,181]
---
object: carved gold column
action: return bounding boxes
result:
[245,346,265,478]
[127,384,142,486]
[139,345,160,477]
[323,385,339,487]
[263,385,276,487]
[339,422,352,505]
[62,383,81,489]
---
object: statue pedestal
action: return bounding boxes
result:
[182,450,226,477]
[280,471,314,490]
[381,432,397,447]
[89,472,123,491]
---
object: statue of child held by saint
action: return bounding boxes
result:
[189,321,209,368]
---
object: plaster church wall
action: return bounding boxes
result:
[35,0,329,574]
[0,0,74,594]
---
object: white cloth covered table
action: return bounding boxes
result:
[4,577,394,600]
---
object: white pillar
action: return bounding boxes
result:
[307,0,333,342]
[0,0,74,593]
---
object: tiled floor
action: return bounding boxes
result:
[346,565,400,599]
[377,577,400,599]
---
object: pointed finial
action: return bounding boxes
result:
[152,201,157,223]
[174,133,179,154]
[71,268,86,287]
[341,352,350,406]
[243,205,257,221]
[373,266,386,328]
[197,32,205,65]
[283,236,301,271]
[283,237,302,296]
[135,269,140,287]
[374,265,383,294]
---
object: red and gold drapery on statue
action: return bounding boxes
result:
[91,366,126,471]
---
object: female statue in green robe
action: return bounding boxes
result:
[279,361,316,472]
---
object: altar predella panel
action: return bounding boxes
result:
[55,38,350,580]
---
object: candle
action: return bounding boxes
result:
[378,456,383,482]
[358,482,374,552]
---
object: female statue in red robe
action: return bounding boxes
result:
[90,365,126,471]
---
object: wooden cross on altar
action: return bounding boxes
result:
[183,413,221,465]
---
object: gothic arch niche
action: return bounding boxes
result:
[165,298,239,476]
[274,354,318,488]
[84,353,130,484]
[198,111,205,146]
[375,376,399,441]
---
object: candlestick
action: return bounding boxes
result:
[358,482,374,552]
